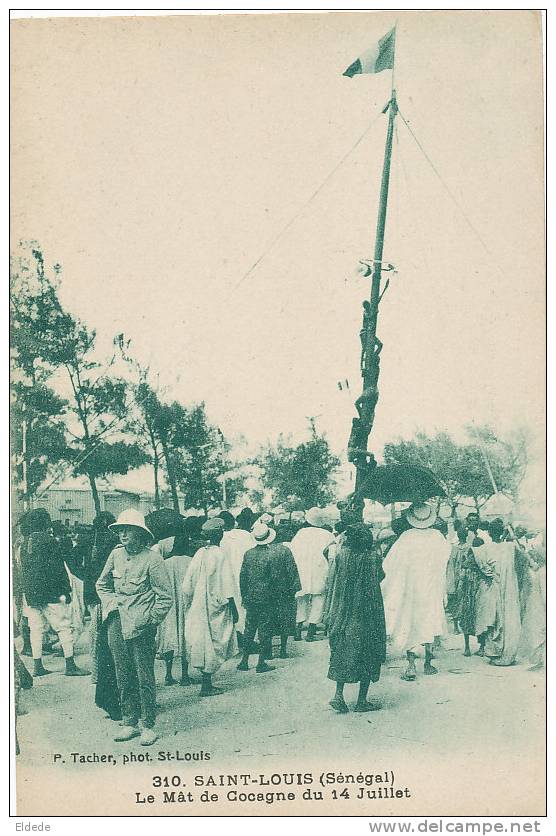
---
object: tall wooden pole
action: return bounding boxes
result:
[349,91,398,501]
[367,91,397,356]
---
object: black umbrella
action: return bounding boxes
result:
[361,464,445,505]
[145,509,184,542]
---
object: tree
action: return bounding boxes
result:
[129,381,165,510]
[10,246,72,504]
[10,383,70,503]
[382,426,530,510]
[118,352,166,511]
[118,335,246,513]
[11,245,147,513]
[257,423,340,509]
[170,403,244,512]
[153,401,183,512]
[123,379,245,513]
[465,424,530,503]
[383,431,487,508]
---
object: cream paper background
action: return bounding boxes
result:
[11,10,545,817]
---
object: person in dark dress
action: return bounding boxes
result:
[323,524,386,714]
[85,512,121,720]
[444,522,467,633]
[267,534,301,659]
[455,512,487,656]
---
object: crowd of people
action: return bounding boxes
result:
[12,496,546,749]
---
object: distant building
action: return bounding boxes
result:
[17,477,187,527]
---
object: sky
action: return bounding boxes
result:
[10,11,545,498]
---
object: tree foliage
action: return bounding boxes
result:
[161,402,244,511]
[382,426,529,508]
[10,247,72,500]
[121,349,245,512]
[257,424,340,509]
[10,384,70,499]
[10,244,147,511]
[465,424,530,502]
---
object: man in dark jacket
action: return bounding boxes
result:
[237,522,282,673]
[19,509,88,677]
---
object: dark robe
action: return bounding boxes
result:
[455,546,482,635]
[86,527,121,719]
[324,543,386,684]
[94,612,122,720]
[84,528,119,607]
[268,543,301,637]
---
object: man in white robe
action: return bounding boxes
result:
[382,503,451,680]
[478,519,521,667]
[182,518,238,696]
[218,511,255,641]
[289,507,335,641]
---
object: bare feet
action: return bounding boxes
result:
[403,651,418,681]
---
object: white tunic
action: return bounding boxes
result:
[289,526,335,596]
[154,537,193,655]
[156,554,192,656]
[382,527,451,652]
[220,529,255,634]
[182,545,238,674]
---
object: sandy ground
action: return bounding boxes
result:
[14,627,545,816]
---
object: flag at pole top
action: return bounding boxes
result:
[343,27,396,77]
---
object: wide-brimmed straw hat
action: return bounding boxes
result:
[202,517,225,533]
[405,503,437,530]
[109,509,154,541]
[376,526,396,543]
[251,522,276,545]
[437,502,454,521]
[305,507,329,528]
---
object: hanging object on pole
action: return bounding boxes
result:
[350,259,396,282]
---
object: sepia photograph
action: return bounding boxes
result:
[9,9,546,818]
